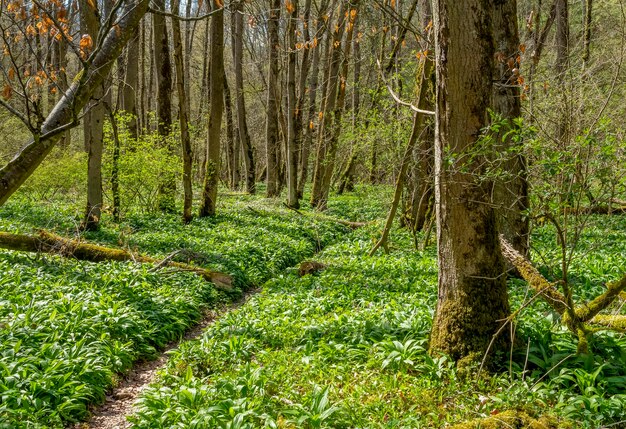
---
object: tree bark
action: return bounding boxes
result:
[232,0,256,194]
[0,231,233,289]
[429,0,510,361]
[80,0,105,231]
[153,0,176,213]
[265,0,281,198]
[199,2,224,217]
[493,0,530,258]
[172,0,194,223]
[123,28,140,139]
[286,0,300,208]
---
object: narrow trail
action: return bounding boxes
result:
[74,290,259,429]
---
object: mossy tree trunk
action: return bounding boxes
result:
[429,0,511,361]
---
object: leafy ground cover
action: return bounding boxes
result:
[129,210,626,428]
[0,194,351,428]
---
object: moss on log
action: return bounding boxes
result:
[499,236,568,315]
[0,231,233,291]
[449,410,561,429]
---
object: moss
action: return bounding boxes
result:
[449,410,562,429]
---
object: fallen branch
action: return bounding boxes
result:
[0,231,233,291]
[499,235,568,315]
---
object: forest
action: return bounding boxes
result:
[1,0,626,427]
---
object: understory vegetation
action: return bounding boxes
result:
[0,194,349,428]
[1,189,626,428]
[127,209,626,429]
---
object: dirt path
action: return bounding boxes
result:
[74,290,258,429]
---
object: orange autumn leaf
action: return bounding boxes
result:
[2,84,12,100]
[286,1,294,14]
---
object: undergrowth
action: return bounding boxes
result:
[0,194,350,428]
[130,210,626,429]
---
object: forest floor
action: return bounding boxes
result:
[2,187,626,428]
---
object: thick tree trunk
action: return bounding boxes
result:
[286,0,300,208]
[153,0,176,213]
[172,0,194,223]
[265,0,281,198]
[429,0,510,361]
[199,2,224,217]
[232,0,256,194]
[493,0,529,258]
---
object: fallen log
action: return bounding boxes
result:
[0,231,233,291]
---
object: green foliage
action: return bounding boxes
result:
[19,149,87,203]
[0,196,350,428]
[102,113,181,214]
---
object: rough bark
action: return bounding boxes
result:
[492,0,530,258]
[153,0,176,213]
[0,231,233,290]
[265,0,281,198]
[199,2,224,217]
[429,0,511,361]
[172,0,194,223]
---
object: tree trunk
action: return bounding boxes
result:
[286,0,300,208]
[429,0,510,361]
[493,0,529,258]
[80,0,105,231]
[310,0,352,209]
[265,0,281,198]
[232,0,256,194]
[123,28,140,139]
[199,1,224,217]
[172,0,194,223]
[153,0,176,213]
[298,0,330,199]
[224,71,238,190]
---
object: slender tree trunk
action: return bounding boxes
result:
[80,0,105,231]
[232,0,256,194]
[298,0,330,198]
[316,0,359,210]
[266,0,281,198]
[310,0,351,209]
[286,0,300,208]
[123,28,140,139]
[199,1,224,217]
[224,71,238,190]
[582,0,592,68]
[172,0,194,223]
[429,0,510,361]
[106,107,121,222]
[153,0,175,213]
